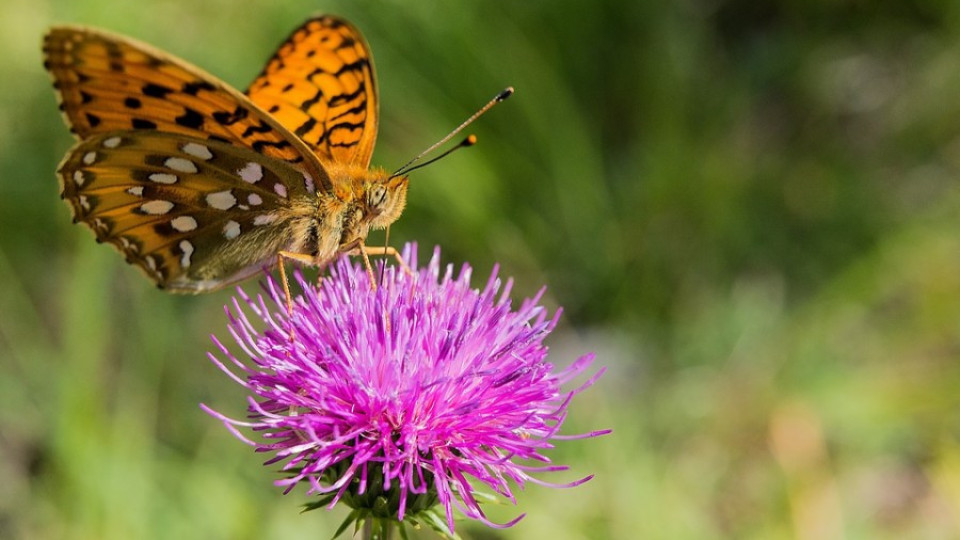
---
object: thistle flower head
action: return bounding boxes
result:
[203,244,607,535]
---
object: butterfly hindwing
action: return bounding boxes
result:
[246,15,379,168]
[43,25,332,189]
[58,131,322,292]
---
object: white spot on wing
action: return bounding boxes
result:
[78,195,91,211]
[303,171,315,193]
[179,240,194,268]
[164,157,198,174]
[127,186,144,197]
[238,162,263,183]
[102,136,122,148]
[149,172,178,184]
[140,200,174,215]
[253,214,277,226]
[223,220,240,240]
[73,170,86,186]
[206,190,237,210]
[248,193,262,206]
[82,151,97,165]
[171,215,198,232]
[274,183,287,198]
[145,255,157,271]
[181,142,213,160]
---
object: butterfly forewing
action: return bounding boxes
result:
[58,131,321,292]
[246,16,379,168]
[43,25,331,188]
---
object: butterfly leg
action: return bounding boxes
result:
[276,254,295,316]
[358,245,413,276]
[277,250,316,343]
[346,243,413,290]
[352,241,395,334]
[355,240,378,290]
[277,250,316,307]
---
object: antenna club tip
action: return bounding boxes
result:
[465,134,478,146]
[497,87,515,101]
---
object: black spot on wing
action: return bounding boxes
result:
[175,108,204,129]
[142,83,174,98]
[334,59,369,76]
[152,222,175,236]
[181,81,216,96]
[331,101,367,121]
[294,117,317,137]
[212,106,249,126]
[133,118,157,129]
[252,139,295,155]
[322,17,345,29]
[327,83,365,107]
[241,121,272,138]
[327,121,364,147]
[301,87,326,111]
[105,42,123,72]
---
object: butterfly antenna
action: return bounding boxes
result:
[392,86,513,177]
[397,135,477,176]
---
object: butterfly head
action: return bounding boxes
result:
[363,173,409,230]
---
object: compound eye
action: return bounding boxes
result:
[369,185,387,208]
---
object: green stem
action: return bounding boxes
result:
[360,518,394,540]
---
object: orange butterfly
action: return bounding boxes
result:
[44,15,509,293]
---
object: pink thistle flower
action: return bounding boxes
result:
[202,244,608,536]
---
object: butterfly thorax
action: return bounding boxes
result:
[318,161,409,257]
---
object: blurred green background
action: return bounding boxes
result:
[3,0,960,538]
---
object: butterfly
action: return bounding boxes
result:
[44,16,497,293]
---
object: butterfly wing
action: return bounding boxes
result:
[43,25,347,291]
[58,131,327,293]
[246,15,379,168]
[43,25,333,193]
